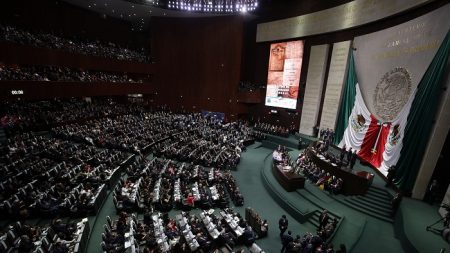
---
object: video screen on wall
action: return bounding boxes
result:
[265,40,304,109]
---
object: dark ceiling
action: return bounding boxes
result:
[59,0,355,30]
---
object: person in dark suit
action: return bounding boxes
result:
[427,180,440,205]
[52,242,70,253]
[339,145,346,162]
[319,210,329,231]
[346,147,353,164]
[350,150,357,170]
[243,226,256,247]
[385,165,396,187]
[279,215,288,237]
[17,235,34,253]
[391,193,402,216]
[281,230,293,253]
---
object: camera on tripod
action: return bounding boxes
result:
[441,204,450,227]
[426,203,450,234]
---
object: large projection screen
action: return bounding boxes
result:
[265,40,304,109]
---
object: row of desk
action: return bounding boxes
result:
[307,148,373,195]
[270,143,374,195]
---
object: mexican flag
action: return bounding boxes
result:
[338,81,415,175]
[334,32,449,182]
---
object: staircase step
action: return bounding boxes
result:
[344,198,391,217]
[309,210,341,226]
[369,186,390,194]
[353,195,392,209]
[309,219,320,228]
[350,197,392,214]
[366,191,391,201]
[365,191,392,202]
[342,199,393,222]
[367,187,392,199]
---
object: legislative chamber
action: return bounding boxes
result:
[0,0,449,253]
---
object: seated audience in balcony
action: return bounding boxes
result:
[0,24,149,62]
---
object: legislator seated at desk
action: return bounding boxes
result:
[307,143,373,195]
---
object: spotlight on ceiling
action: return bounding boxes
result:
[130,0,258,14]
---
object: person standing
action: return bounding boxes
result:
[279,215,288,237]
[319,210,329,231]
[385,165,396,187]
[427,180,440,205]
[339,145,346,162]
[346,147,353,164]
[391,193,402,216]
[350,150,357,170]
[280,230,293,253]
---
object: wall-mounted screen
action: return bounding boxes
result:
[265,40,304,109]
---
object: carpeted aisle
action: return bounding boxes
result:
[231,143,314,252]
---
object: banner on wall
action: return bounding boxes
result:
[337,4,450,175]
[265,40,304,110]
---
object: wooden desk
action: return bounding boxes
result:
[272,163,305,192]
[307,148,373,195]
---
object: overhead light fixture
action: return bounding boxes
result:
[127,0,258,13]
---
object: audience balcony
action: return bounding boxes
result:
[0,42,156,74]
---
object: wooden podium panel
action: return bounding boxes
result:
[272,163,305,192]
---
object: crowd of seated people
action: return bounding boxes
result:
[113,157,244,214]
[293,149,344,195]
[254,122,290,137]
[52,111,252,163]
[2,100,252,168]
[0,98,144,136]
[0,218,89,253]
[0,24,149,62]
[313,141,357,170]
[245,208,268,239]
[0,133,130,219]
[252,130,267,141]
[102,207,263,253]
[151,113,252,169]
[0,63,144,83]
[53,111,184,155]
[222,171,244,206]
[0,221,43,253]
[319,128,335,144]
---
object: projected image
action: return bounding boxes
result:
[265,40,304,109]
